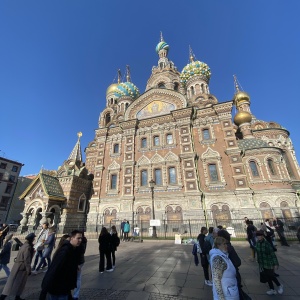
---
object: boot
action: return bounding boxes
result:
[0,295,7,300]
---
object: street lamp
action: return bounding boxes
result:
[149,179,157,238]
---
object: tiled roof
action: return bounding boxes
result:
[40,173,65,199]
[237,139,269,150]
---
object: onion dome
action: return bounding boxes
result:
[156,41,169,54]
[234,91,250,106]
[106,83,119,95]
[234,111,252,126]
[180,51,211,85]
[114,82,140,99]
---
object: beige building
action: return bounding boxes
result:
[0,157,23,224]
[84,35,300,232]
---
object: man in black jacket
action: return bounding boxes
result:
[41,230,82,300]
[273,218,289,247]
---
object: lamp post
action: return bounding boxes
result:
[149,179,157,238]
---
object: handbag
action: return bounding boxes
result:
[260,269,268,283]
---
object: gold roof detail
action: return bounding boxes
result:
[234,111,252,126]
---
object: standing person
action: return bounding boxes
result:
[98,227,113,273]
[255,230,283,295]
[273,218,289,247]
[40,230,83,300]
[0,224,9,249]
[73,231,87,300]
[246,220,257,262]
[260,220,277,252]
[120,219,126,241]
[0,233,35,300]
[197,227,212,286]
[0,233,13,277]
[32,222,49,271]
[33,227,56,274]
[123,221,130,242]
[209,236,239,300]
[110,225,120,269]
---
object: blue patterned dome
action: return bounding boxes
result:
[114,82,140,99]
[156,41,169,54]
[180,60,211,85]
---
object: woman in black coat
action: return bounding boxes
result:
[0,234,13,277]
[98,227,113,273]
[110,225,120,268]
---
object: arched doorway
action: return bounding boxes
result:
[103,208,117,227]
[280,201,292,220]
[259,202,274,220]
[211,204,231,227]
[136,206,151,234]
[34,208,42,229]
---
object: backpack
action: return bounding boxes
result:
[202,239,212,255]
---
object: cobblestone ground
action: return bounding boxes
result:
[21,288,198,300]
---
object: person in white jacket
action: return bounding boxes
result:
[209,236,239,300]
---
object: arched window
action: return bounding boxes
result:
[201,84,204,93]
[78,194,86,212]
[190,86,195,95]
[105,113,111,125]
[141,138,147,148]
[111,98,113,105]
[249,161,259,177]
[168,167,176,184]
[153,136,160,146]
[125,103,129,109]
[141,170,148,186]
[208,164,219,181]
[166,134,173,145]
[202,129,211,140]
[154,169,162,185]
[267,159,276,175]
[113,144,119,154]
[174,82,179,91]
[158,82,165,88]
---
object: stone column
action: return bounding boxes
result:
[18,212,29,234]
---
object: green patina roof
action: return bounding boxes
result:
[237,139,269,150]
[40,173,65,199]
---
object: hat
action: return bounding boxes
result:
[5,233,13,241]
[218,229,231,241]
[256,230,265,236]
[25,233,36,241]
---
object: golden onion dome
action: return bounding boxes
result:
[106,83,119,95]
[234,91,250,106]
[234,111,252,126]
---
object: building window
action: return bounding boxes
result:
[78,194,86,212]
[153,136,160,146]
[0,163,7,169]
[168,167,176,184]
[158,82,165,88]
[113,144,119,154]
[141,170,148,186]
[9,175,15,182]
[208,164,219,182]
[166,134,173,145]
[174,82,179,91]
[0,196,10,210]
[202,129,210,140]
[5,184,13,194]
[105,113,111,125]
[267,159,276,175]
[191,86,195,95]
[154,169,162,185]
[12,166,18,172]
[141,138,147,148]
[110,174,117,189]
[249,161,259,177]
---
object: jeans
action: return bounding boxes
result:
[264,268,281,290]
[73,264,83,298]
[32,250,43,270]
[0,264,10,276]
[36,256,51,271]
[48,294,68,300]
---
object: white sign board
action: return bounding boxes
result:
[150,219,161,226]
[174,234,182,244]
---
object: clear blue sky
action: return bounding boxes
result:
[1,1,300,175]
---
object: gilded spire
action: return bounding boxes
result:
[189,45,195,62]
[68,132,82,162]
[233,75,240,92]
[117,69,122,84]
[126,65,131,82]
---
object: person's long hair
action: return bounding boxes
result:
[111,225,118,235]
[52,234,70,259]
[100,227,108,236]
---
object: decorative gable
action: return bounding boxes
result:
[165,151,179,162]
[108,161,121,171]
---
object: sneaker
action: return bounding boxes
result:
[112,265,115,269]
[266,289,277,295]
[106,268,114,272]
[100,271,104,274]
[278,285,284,294]
[205,280,213,286]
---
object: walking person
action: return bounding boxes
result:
[273,218,289,247]
[0,233,35,300]
[0,224,9,249]
[246,220,257,262]
[33,227,56,274]
[209,236,239,300]
[40,230,83,300]
[255,230,283,295]
[98,227,113,273]
[73,231,87,300]
[120,219,126,241]
[0,234,13,277]
[197,227,212,286]
[32,222,49,271]
[110,225,120,269]
[123,221,130,242]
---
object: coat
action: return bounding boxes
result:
[42,241,78,295]
[123,223,130,233]
[2,241,33,296]
[98,233,112,252]
[0,240,12,264]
